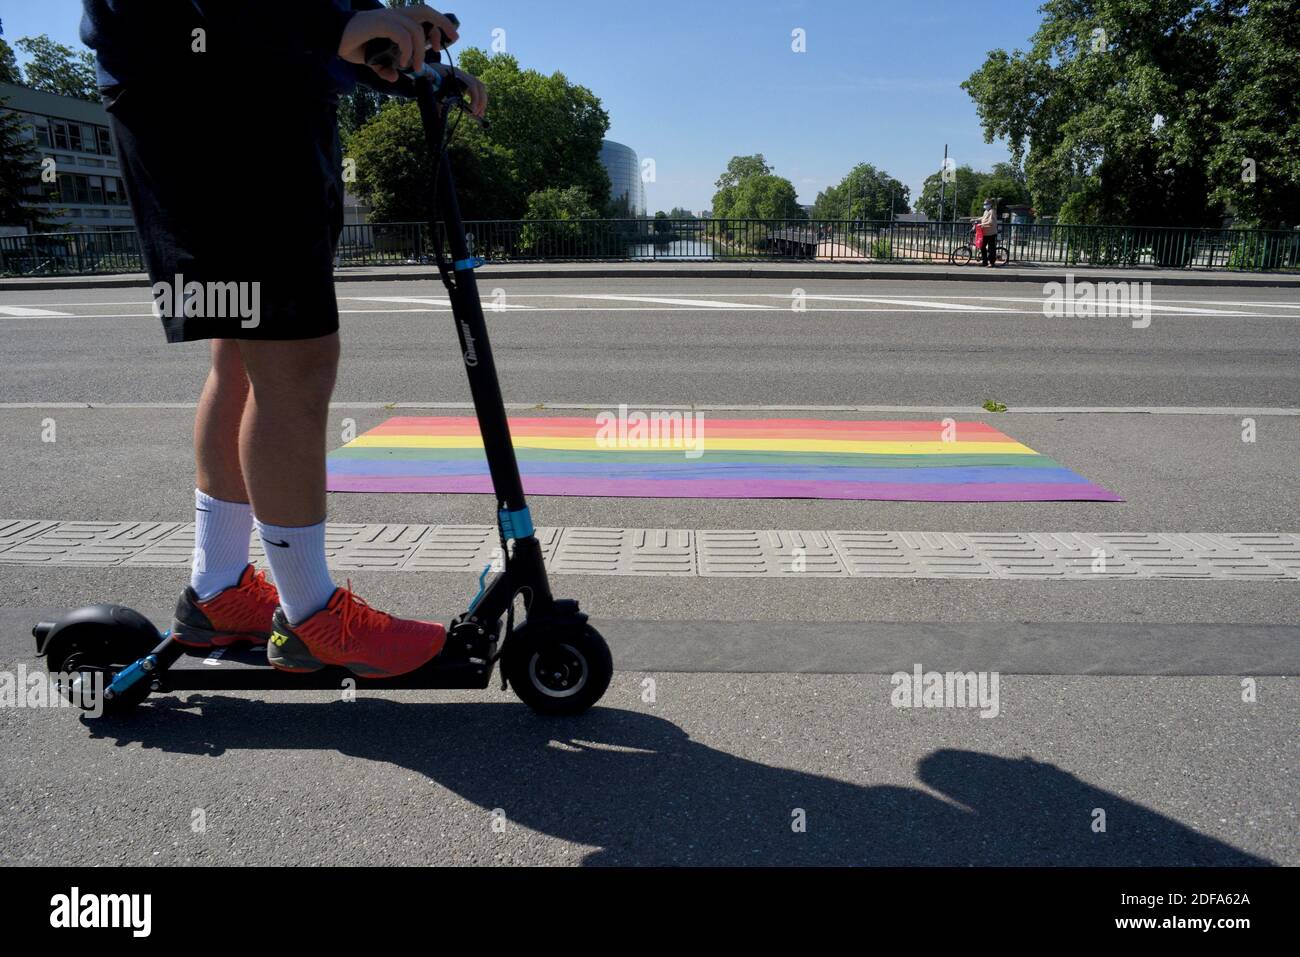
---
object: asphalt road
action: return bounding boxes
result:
[1,277,1298,407]
[0,275,1295,866]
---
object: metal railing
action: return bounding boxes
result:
[4,220,1298,276]
[0,228,143,276]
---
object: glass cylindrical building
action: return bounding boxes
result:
[599,140,645,216]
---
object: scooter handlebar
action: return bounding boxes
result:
[362,12,459,74]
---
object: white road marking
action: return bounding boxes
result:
[871,295,1251,315]
[9,306,1300,319]
[348,295,537,310]
[0,309,439,319]
[736,292,1300,312]
[4,291,1299,319]
[346,296,455,308]
[0,305,72,317]
[792,294,1004,311]
[555,294,778,309]
[1152,299,1300,309]
[0,300,152,307]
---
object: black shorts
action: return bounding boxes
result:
[107,84,344,343]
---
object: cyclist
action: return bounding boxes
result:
[977,198,999,266]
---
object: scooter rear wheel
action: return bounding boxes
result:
[43,609,159,716]
[505,624,612,716]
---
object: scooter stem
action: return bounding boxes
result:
[414,75,528,515]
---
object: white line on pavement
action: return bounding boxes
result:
[0,305,73,317]
[554,294,779,309]
[347,296,530,310]
[850,295,1251,315]
[18,306,1300,319]
[791,295,1004,311]
[0,309,441,319]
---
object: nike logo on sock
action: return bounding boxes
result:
[266,539,290,548]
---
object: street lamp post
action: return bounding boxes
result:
[938,143,948,223]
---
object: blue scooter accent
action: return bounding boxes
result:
[107,654,157,697]
[498,506,534,540]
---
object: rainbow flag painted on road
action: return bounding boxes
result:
[326,416,1121,502]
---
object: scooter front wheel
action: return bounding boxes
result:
[504,624,612,716]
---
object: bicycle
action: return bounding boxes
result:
[949,227,1008,266]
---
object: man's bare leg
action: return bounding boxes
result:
[188,340,256,600]
[238,334,341,623]
[235,332,444,676]
[237,334,339,525]
[196,339,250,502]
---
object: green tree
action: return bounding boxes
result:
[711,155,804,220]
[338,86,385,138]
[346,48,611,221]
[915,162,1033,220]
[916,164,985,221]
[811,163,910,221]
[0,37,20,84]
[1200,0,1300,227]
[961,0,1299,229]
[714,154,772,190]
[711,154,771,218]
[972,162,1032,217]
[15,36,97,100]
[524,185,597,220]
[714,173,804,220]
[521,185,599,255]
[456,48,609,214]
[0,100,54,229]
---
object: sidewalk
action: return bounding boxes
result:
[4,259,1300,291]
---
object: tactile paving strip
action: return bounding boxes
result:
[0,520,1297,581]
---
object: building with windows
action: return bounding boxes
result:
[0,82,134,232]
[599,139,645,217]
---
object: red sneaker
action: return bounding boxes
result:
[171,565,278,647]
[266,584,445,678]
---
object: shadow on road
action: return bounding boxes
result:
[86,696,1271,866]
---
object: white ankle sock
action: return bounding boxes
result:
[191,489,253,600]
[254,518,337,624]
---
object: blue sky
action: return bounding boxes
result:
[2,0,1046,211]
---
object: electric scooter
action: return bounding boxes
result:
[30,17,614,718]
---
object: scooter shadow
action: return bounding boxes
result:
[86,696,1271,866]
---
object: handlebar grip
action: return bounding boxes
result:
[363,13,459,72]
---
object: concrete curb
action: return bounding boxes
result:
[4,262,1300,291]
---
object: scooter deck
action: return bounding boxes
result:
[153,643,495,691]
